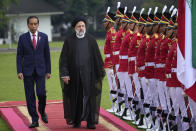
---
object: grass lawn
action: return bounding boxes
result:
[0,40,143,131]
[0,39,105,49]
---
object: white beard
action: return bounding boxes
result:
[75,29,86,38]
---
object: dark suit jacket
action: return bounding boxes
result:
[17,31,51,76]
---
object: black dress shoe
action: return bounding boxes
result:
[41,112,48,123]
[87,124,96,129]
[73,123,81,128]
[66,119,73,125]
[29,122,39,128]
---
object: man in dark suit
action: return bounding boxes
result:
[16,16,51,128]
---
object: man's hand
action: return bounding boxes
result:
[63,76,70,85]
[46,73,51,79]
[18,73,24,80]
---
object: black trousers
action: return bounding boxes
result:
[23,70,46,122]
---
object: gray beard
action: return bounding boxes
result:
[75,30,86,38]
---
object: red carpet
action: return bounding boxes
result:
[0,100,138,131]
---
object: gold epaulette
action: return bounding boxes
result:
[137,32,141,36]
[155,34,159,39]
[130,30,133,35]
[146,34,150,39]
[162,35,165,39]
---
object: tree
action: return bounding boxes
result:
[44,0,105,26]
[0,0,17,39]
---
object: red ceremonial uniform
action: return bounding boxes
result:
[118,30,134,72]
[128,32,142,74]
[154,34,165,79]
[136,34,150,77]
[104,27,117,68]
[165,39,182,87]
[145,33,159,79]
[158,36,172,81]
[113,27,126,65]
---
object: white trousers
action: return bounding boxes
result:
[189,97,196,119]
[139,77,148,102]
[131,73,141,99]
[145,79,159,107]
[115,64,119,71]
[169,87,189,130]
[157,81,171,110]
[117,72,133,98]
[169,87,187,116]
[105,68,117,98]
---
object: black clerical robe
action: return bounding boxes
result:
[59,33,105,124]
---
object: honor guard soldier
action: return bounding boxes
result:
[113,2,126,71]
[144,7,160,112]
[116,6,134,117]
[128,10,142,102]
[134,8,150,127]
[103,7,118,113]
[158,5,172,113]
[113,2,127,114]
[165,9,189,130]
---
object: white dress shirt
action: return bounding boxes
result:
[29,31,38,45]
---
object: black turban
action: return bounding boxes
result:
[71,16,87,28]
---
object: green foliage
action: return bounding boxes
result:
[45,0,105,24]
[0,0,18,36]
[141,0,164,11]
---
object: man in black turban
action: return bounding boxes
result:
[59,16,105,129]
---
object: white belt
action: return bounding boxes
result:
[166,74,171,78]
[105,54,110,58]
[120,55,128,59]
[128,57,136,62]
[113,51,119,55]
[145,62,155,66]
[171,68,177,72]
[139,65,145,70]
[156,64,165,68]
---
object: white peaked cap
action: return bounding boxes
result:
[140,8,145,16]
[124,6,127,14]
[171,8,178,17]
[148,8,152,15]
[132,6,136,14]
[117,2,121,9]
[169,5,174,13]
[162,5,167,14]
[107,6,110,13]
[154,7,158,15]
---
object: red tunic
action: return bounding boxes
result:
[118,30,134,72]
[159,36,171,81]
[166,39,182,87]
[113,28,126,65]
[104,27,116,68]
[154,34,165,80]
[128,32,142,74]
[145,33,159,79]
[137,34,150,77]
